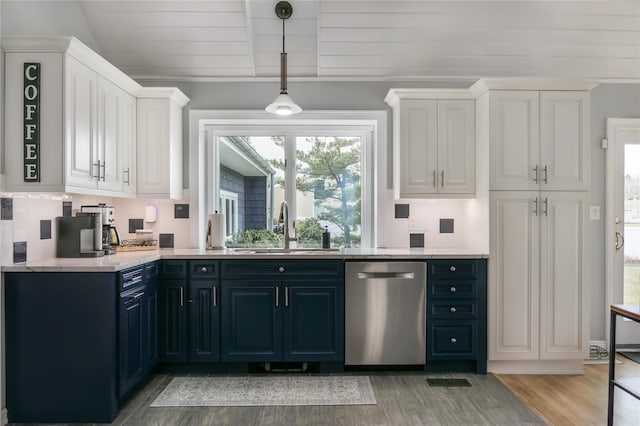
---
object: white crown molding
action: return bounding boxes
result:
[471,78,600,94]
[136,87,190,107]
[384,88,477,106]
[2,36,143,95]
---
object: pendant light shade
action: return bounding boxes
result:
[266,1,302,115]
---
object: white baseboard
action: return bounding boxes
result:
[2,408,7,426]
[488,359,584,375]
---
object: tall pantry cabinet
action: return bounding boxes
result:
[485,86,591,370]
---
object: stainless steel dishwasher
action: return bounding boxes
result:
[345,261,426,365]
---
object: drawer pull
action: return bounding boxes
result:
[201,266,208,272]
[449,306,457,313]
[450,266,456,272]
[278,266,285,273]
[450,337,457,344]
[450,286,457,293]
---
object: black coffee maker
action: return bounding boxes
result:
[80,204,121,255]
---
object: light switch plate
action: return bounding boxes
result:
[590,206,601,220]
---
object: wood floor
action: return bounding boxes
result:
[8,357,640,425]
[498,354,640,426]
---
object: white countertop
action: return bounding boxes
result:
[2,247,488,272]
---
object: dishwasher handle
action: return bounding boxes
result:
[357,272,416,279]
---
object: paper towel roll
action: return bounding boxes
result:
[206,213,226,249]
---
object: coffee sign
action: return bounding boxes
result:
[23,62,40,182]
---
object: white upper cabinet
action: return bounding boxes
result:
[386,89,476,198]
[490,90,589,191]
[3,37,141,197]
[136,88,189,200]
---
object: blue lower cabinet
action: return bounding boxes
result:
[221,282,282,361]
[426,258,487,373]
[221,279,344,363]
[159,280,188,362]
[6,272,118,423]
[144,282,159,371]
[119,287,146,398]
[189,280,221,361]
[284,282,344,361]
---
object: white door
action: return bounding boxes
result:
[539,192,589,359]
[540,91,590,191]
[489,91,539,191]
[398,99,438,196]
[438,100,475,193]
[489,191,540,360]
[97,76,123,192]
[65,56,97,188]
[606,118,640,344]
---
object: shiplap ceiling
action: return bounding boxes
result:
[40,1,640,81]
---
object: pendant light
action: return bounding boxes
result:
[265,1,302,116]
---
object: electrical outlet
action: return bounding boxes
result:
[590,206,601,221]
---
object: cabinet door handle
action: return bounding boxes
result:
[123,168,130,185]
[450,286,457,293]
[449,306,457,313]
[450,337,457,344]
[285,286,289,307]
[532,197,539,216]
[100,161,106,181]
[542,165,548,184]
[92,160,100,179]
[278,266,285,273]
[180,287,184,307]
[441,170,445,187]
[432,170,436,187]
[201,266,208,272]
[212,286,217,307]
[275,286,279,307]
[543,197,548,216]
[533,165,539,183]
[449,266,456,272]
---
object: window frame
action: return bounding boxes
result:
[188,110,387,250]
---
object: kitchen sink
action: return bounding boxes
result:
[230,247,340,255]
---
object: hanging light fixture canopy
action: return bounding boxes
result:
[266,1,302,116]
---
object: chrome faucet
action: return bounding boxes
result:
[279,201,297,250]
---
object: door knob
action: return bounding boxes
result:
[615,231,625,251]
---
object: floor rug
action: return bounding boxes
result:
[150,376,377,407]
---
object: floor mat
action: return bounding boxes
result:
[150,375,377,407]
[618,351,640,364]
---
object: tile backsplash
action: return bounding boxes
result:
[0,192,191,265]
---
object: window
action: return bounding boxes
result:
[212,126,372,248]
[219,190,238,237]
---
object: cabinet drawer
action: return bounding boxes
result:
[428,321,476,358]
[160,260,187,279]
[221,260,343,279]
[119,266,144,292]
[428,260,479,279]
[189,261,219,279]
[429,280,477,299]
[428,302,477,319]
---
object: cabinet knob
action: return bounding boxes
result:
[201,266,208,272]
[278,266,285,273]
[449,306,457,313]
[450,266,456,272]
[450,337,457,344]
[450,286,457,293]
